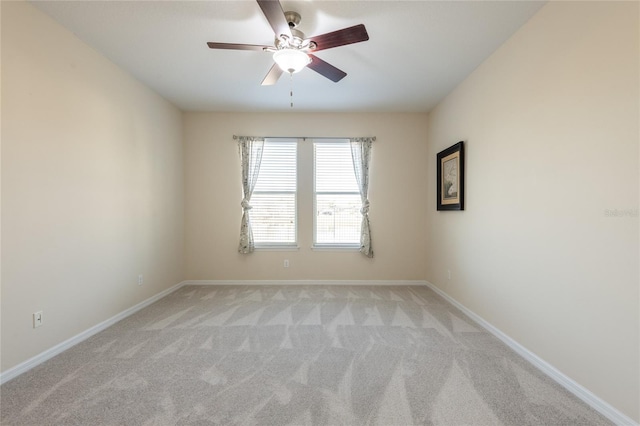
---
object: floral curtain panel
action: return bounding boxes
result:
[350,137,374,258]
[237,136,264,253]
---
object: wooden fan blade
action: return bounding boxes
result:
[207,42,270,51]
[309,24,369,52]
[307,54,347,82]
[257,0,292,38]
[261,64,284,86]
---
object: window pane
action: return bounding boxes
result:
[316,194,362,244]
[252,139,297,245]
[254,141,296,192]
[315,143,359,193]
[314,141,361,245]
[316,194,361,244]
[252,193,296,243]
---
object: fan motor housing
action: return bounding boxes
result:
[276,28,306,49]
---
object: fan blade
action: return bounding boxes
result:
[207,42,270,51]
[309,24,369,52]
[257,0,292,38]
[307,54,347,82]
[261,64,284,86]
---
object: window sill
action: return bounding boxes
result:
[312,245,360,251]
[254,245,300,251]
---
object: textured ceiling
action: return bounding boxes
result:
[31,1,546,112]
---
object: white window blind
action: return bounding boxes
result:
[251,139,297,246]
[314,141,361,246]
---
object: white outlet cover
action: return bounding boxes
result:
[33,311,43,328]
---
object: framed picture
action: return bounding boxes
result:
[437,141,464,211]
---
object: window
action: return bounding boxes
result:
[314,140,361,247]
[251,139,297,247]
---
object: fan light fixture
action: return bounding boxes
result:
[273,49,310,74]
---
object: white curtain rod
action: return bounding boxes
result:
[232,135,376,141]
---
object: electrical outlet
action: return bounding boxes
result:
[447,270,451,280]
[284,259,289,268]
[33,311,43,328]
[138,274,143,286]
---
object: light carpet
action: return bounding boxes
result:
[1,285,611,425]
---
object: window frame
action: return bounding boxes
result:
[252,138,299,250]
[312,139,361,250]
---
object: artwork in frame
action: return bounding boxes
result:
[437,141,464,211]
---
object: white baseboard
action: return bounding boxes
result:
[0,281,186,385]
[423,281,637,426]
[182,279,428,286]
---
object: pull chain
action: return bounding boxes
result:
[289,72,294,108]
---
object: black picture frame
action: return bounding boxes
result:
[437,141,464,211]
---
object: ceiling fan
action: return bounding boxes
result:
[207,0,369,85]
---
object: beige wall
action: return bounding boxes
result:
[184,112,428,281]
[2,0,637,421]
[426,1,639,421]
[1,2,184,372]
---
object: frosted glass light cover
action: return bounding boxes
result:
[273,49,311,74]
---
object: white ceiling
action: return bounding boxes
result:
[31,0,545,112]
